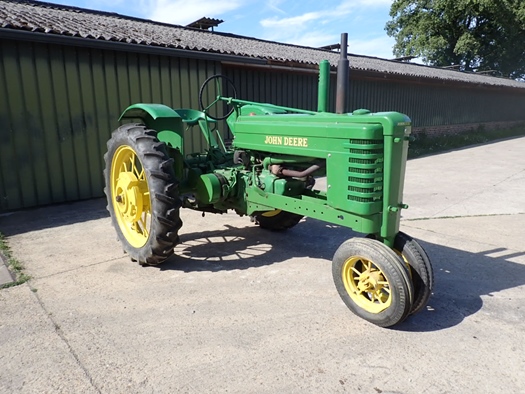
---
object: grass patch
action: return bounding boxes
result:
[408,123,525,158]
[0,232,30,289]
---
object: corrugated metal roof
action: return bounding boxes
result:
[1,0,524,89]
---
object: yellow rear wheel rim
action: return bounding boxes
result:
[341,256,392,313]
[261,209,282,218]
[111,145,152,248]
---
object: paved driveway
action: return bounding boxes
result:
[1,137,524,393]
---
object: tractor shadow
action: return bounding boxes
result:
[395,241,525,332]
[5,197,523,332]
[158,217,354,271]
[157,217,525,332]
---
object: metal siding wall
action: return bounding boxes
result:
[2,38,525,212]
[223,66,319,112]
[0,40,25,208]
[226,63,525,131]
[222,65,321,141]
[0,39,220,212]
[347,76,525,128]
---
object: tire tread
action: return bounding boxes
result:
[103,124,182,266]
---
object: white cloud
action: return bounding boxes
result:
[348,36,396,59]
[261,11,325,28]
[132,0,398,59]
[355,0,392,5]
[143,0,243,25]
[266,0,286,14]
[261,0,358,28]
[257,0,398,57]
[259,1,355,45]
[284,31,340,48]
[86,0,125,7]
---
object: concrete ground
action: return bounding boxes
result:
[1,136,524,393]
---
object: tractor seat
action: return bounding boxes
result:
[173,108,217,126]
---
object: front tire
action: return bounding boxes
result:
[332,238,414,327]
[103,123,182,265]
[394,232,434,315]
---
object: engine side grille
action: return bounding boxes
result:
[346,139,384,215]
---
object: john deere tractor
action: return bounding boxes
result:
[104,35,433,327]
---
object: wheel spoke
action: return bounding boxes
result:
[376,294,387,304]
[138,216,149,238]
[132,157,143,179]
[129,156,135,175]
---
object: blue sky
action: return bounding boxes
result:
[42,0,397,59]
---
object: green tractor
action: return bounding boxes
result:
[103,36,433,327]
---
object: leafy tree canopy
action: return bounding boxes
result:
[385,0,525,79]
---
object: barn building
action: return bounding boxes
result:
[0,0,524,211]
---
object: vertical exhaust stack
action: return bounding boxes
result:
[335,33,349,114]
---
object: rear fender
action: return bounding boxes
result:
[119,103,184,153]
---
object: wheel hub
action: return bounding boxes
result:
[342,256,391,313]
[114,172,144,223]
[357,270,383,292]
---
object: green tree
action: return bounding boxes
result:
[385,0,525,79]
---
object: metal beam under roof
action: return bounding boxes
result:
[319,43,341,52]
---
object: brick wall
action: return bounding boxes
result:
[413,120,525,136]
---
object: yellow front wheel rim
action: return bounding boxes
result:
[111,145,152,248]
[394,249,413,280]
[341,256,392,314]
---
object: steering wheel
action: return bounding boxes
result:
[199,74,238,120]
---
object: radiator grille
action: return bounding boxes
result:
[346,138,384,214]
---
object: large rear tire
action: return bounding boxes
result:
[103,123,182,265]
